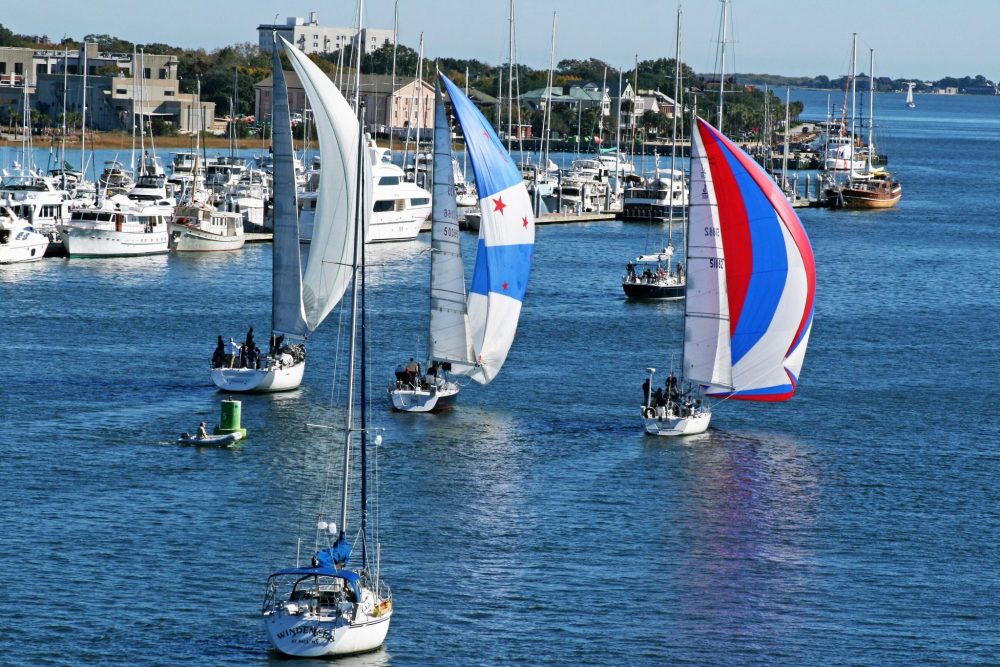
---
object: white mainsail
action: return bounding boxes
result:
[281,37,370,333]
[683,117,734,390]
[427,80,476,371]
[269,44,308,339]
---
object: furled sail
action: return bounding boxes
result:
[269,37,308,339]
[684,117,815,400]
[440,74,534,385]
[280,37,369,333]
[427,79,475,372]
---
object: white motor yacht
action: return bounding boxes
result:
[0,205,48,263]
[60,196,170,257]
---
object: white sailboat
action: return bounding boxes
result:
[622,6,687,301]
[389,78,475,412]
[262,24,391,657]
[906,82,915,108]
[642,114,816,436]
[211,36,364,393]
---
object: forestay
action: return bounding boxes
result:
[440,74,534,384]
[427,79,476,372]
[281,37,370,334]
[685,117,815,401]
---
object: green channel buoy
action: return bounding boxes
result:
[214,399,248,439]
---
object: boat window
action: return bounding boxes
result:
[378,176,400,185]
[373,200,395,212]
[410,198,429,206]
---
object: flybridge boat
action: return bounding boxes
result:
[60,196,170,257]
[299,146,432,244]
[0,205,48,263]
[621,170,689,221]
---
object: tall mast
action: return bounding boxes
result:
[341,0,367,540]
[668,5,682,239]
[80,43,87,181]
[131,45,138,172]
[716,0,729,132]
[542,13,556,170]
[782,87,790,189]
[388,0,398,154]
[506,0,515,151]
[849,32,857,172]
[866,48,874,174]
[60,48,68,186]
[680,99,697,379]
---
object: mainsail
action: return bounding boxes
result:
[427,79,475,372]
[684,117,815,400]
[269,41,307,340]
[280,37,369,334]
[439,74,534,384]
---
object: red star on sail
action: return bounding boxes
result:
[502,281,509,291]
[522,216,529,229]
[492,196,506,214]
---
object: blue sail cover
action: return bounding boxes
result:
[439,74,534,385]
[315,532,352,569]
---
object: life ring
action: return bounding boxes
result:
[642,407,655,419]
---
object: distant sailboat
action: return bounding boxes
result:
[389,78,475,412]
[211,36,364,393]
[642,116,816,436]
[906,82,916,108]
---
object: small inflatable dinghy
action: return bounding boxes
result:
[177,431,243,447]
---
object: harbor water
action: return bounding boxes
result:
[1,90,998,665]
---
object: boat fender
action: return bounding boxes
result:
[642,407,655,419]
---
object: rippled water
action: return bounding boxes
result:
[1,91,998,665]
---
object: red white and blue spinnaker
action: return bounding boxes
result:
[440,74,534,384]
[684,117,816,402]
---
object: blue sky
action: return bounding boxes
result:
[11,1,997,81]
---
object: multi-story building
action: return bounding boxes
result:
[254,69,435,137]
[0,43,213,133]
[257,12,394,56]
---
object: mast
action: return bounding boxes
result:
[131,45,137,172]
[716,0,729,132]
[341,0,367,540]
[542,13,556,171]
[668,5,682,239]
[506,0,515,151]
[388,0,398,154]
[782,87,790,190]
[80,42,87,180]
[60,48,68,186]
[866,49,874,174]
[680,101,696,380]
[849,32,857,174]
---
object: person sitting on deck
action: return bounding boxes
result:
[626,262,637,281]
[197,421,209,439]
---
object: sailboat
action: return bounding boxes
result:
[906,82,916,108]
[389,78,474,412]
[622,6,687,301]
[642,115,816,436]
[211,36,363,393]
[838,50,902,210]
[390,73,536,410]
[262,31,392,659]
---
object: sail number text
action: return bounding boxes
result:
[704,226,720,237]
[710,258,725,270]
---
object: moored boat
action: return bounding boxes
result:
[60,197,169,257]
[0,205,49,263]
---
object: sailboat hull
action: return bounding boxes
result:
[211,360,305,393]
[264,605,390,657]
[642,408,711,436]
[623,280,685,300]
[389,382,459,412]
